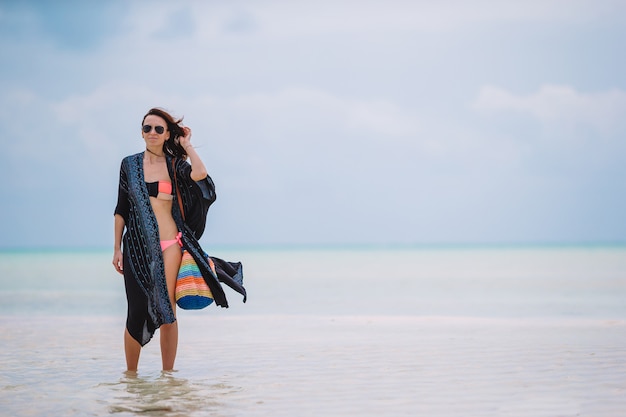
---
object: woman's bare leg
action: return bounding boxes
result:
[124,328,141,372]
[161,244,182,371]
[160,322,178,371]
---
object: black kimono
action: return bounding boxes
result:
[115,152,246,346]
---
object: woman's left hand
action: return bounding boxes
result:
[179,126,192,151]
[181,125,208,179]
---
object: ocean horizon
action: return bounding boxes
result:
[2,240,626,253]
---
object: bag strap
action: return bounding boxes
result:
[172,158,185,221]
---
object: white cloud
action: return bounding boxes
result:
[472,84,626,134]
[0,83,423,194]
[224,0,625,37]
[345,100,419,136]
[114,0,626,45]
[223,88,419,137]
[50,84,419,145]
[3,0,626,247]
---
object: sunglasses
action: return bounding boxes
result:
[142,125,166,134]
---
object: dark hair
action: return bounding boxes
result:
[142,107,188,159]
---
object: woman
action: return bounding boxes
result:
[112,108,246,372]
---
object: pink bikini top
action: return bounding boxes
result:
[146,180,173,200]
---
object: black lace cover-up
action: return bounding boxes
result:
[115,152,246,346]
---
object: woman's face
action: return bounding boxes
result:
[142,114,170,147]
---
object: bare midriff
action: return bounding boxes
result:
[150,198,179,241]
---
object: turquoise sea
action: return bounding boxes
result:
[1,246,625,416]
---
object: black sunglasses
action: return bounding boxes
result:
[142,125,166,134]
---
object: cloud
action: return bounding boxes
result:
[111,0,626,46]
[0,83,426,245]
[153,6,196,39]
[472,84,626,135]
[222,10,258,34]
[49,85,419,146]
[223,88,420,137]
[0,82,422,192]
[205,0,626,38]
[2,0,626,247]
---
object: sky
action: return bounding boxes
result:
[0,0,625,249]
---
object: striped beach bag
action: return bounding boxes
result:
[175,250,215,309]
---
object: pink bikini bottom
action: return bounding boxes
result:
[160,232,182,251]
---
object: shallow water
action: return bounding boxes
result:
[2,315,625,416]
[2,246,626,318]
[1,247,625,416]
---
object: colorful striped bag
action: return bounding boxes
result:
[175,250,215,310]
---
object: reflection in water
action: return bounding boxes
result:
[100,371,240,417]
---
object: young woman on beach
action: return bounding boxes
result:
[112,108,246,372]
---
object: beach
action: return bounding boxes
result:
[1,247,625,416]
